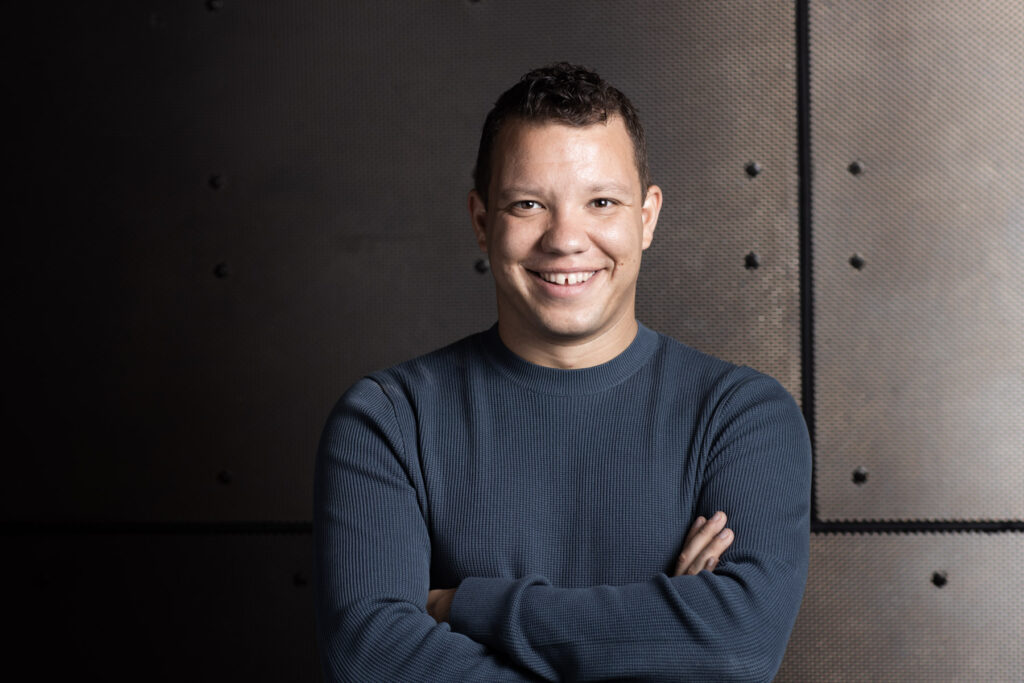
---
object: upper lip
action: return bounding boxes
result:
[527,267,601,273]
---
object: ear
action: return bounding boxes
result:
[468,189,489,253]
[640,184,662,250]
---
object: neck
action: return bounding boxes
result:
[497,317,639,369]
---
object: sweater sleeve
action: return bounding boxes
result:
[313,377,541,682]
[447,372,812,682]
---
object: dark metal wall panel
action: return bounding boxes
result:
[5,533,319,681]
[776,533,1024,681]
[632,3,801,399]
[6,1,801,522]
[810,1,1024,521]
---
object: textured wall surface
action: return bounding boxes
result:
[6,0,799,524]
[776,533,1024,682]
[5,1,1022,680]
[811,0,1024,522]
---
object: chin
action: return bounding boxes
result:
[534,314,605,341]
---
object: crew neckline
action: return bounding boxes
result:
[478,322,660,396]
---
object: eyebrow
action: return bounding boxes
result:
[586,183,632,196]
[496,183,633,201]
[496,187,542,201]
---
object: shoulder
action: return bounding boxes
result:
[644,327,768,398]
[649,332,812,473]
[321,330,490,451]
[648,328,740,378]
[643,326,803,426]
[329,328,492,428]
[366,328,489,398]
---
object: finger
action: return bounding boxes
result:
[676,516,708,575]
[675,512,727,575]
[675,512,725,574]
[684,527,734,575]
[682,516,706,545]
[687,511,727,552]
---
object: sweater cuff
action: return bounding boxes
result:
[449,575,548,647]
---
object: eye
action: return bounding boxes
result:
[590,198,618,209]
[508,200,544,214]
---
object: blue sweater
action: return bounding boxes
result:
[314,323,811,682]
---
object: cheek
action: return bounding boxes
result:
[596,222,645,261]
[490,224,534,261]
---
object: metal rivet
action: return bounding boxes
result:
[206,0,224,11]
[217,469,233,485]
[208,174,224,190]
[848,160,864,176]
[744,162,762,178]
[293,572,308,587]
[214,262,231,279]
[849,254,866,270]
[475,258,490,274]
[931,571,948,588]
[744,252,760,270]
[852,467,868,485]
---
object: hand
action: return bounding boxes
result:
[674,511,733,576]
[426,587,457,623]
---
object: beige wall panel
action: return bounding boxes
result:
[810,1,1024,521]
[777,533,1024,681]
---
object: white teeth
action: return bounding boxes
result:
[539,271,596,285]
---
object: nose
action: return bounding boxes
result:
[540,207,590,254]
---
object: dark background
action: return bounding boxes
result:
[5,1,1022,680]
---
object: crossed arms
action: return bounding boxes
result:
[314,372,810,682]
[426,511,735,623]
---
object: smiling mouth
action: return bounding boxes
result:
[531,270,598,285]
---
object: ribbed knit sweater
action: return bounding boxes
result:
[314,323,811,682]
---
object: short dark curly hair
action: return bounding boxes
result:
[473,63,651,205]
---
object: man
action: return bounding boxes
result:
[315,63,811,682]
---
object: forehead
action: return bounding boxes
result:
[490,116,640,188]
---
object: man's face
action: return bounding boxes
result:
[470,116,661,360]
